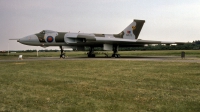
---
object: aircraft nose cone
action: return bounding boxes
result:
[18,34,40,45]
[18,36,30,43]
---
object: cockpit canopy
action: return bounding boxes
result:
[39,30,57,34]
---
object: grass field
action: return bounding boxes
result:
[1,50,200,60]
[0,59,200,111]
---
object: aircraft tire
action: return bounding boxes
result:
[117,54,120,58]
[88,54,95,57]
[60,54,65,59]
[112,54,120,58]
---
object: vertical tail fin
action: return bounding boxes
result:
[123,19,145,39]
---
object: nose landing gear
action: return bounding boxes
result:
[59,46,65,59]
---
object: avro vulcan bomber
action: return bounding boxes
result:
[15,19,185,58]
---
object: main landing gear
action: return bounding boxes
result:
[87,46,95,57]
[87,45,120,58]
[59,46,65,59]
[111,45,120,58]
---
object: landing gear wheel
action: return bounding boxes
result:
[117,54,120,58]
[88,54,95,57]
[87,46,95,57]
[112,45,120,58]
[60,53,65,59]
[112,54,120,58]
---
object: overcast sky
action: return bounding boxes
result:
[0,0,200,50]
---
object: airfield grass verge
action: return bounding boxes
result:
[1,50,200,60]
[0,60,200,111]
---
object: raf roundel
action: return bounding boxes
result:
[47,36,54,42]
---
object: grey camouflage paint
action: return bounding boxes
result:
[17,19,185,48]
[34,20,145,43]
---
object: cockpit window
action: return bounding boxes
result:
[40,30,45,34]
